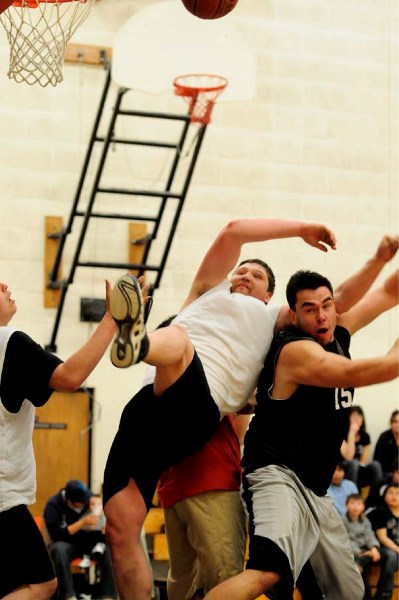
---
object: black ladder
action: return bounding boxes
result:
[45,65,209,352]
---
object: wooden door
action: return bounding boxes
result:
[30,389,92,517]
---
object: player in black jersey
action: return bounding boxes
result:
[204,268,398,600]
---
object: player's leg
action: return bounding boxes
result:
[105,479,152,600]
[164,504,201,600]
[308,495,365,600]
[185,490,247,593]
[110,274,195,390]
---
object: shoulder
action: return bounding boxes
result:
[272,327,321,362]
[6,330,44,356]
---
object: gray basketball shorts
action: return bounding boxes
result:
[103,351,221,510]
[243,464,365,600]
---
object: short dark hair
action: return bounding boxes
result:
[346,493,363,504]
[286,270,334,310]
[236,258,276,294]
[390,410,399,423]
[383,483,399,499]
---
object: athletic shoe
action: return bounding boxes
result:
[78,555,91,569]
[91,542,106,557]
[110,274,149,368]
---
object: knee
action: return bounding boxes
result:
[49,541,71,559]
[105,518,140,552]
[170,324,192,357]
[382,548,397,569]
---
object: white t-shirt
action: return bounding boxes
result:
[144,280,281,418]
[0,327,36,512]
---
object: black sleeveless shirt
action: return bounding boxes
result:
[242,325,353,496]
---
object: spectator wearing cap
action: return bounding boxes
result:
[44,480,117,600]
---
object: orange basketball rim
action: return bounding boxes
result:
[174,73,228,126]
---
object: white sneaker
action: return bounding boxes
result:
[91,542,106,556]
[78,555,91,569]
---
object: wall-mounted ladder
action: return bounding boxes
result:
[45,65,209,352]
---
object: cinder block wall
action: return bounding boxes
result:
[0,0,397,491]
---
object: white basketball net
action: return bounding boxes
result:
[0,0,96,87]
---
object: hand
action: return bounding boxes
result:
[375,235,399,263]
[302,223,337,253]
[137,275,153,320]
[83,513,99,530]
[370,547,381,562]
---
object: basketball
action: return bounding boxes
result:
[181,0,238,19]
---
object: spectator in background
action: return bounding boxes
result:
[341,493,381,600]
[366,457,399,514]
[340,405,383,489]
[374,410,399,477]
[327,462,359,516]
[44,480,117,600]
[368,484,399,600]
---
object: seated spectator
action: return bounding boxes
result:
[365,457,399,514]
[373,410,399,477]
[340,405,383,489]
[44,480,117,600]
[341,493,381,600]
[368,484,399,600]
[327,462,359,516]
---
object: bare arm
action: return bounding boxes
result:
[340,424,358,460]
[334,235,399,313]
[360,444,371,464]
[181,218,336,309]
[273,338,399,398]
[338,269,399,335]
[231,413,251,445]
[49,280,116,391]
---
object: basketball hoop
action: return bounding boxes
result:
[0,0,96,87]
[173,73,228,125]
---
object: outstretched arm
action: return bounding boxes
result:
[49,280,116,391]
[334,235,399,314]
[181,218,336,309]
[274,338,398,397]
[338,269,399,335]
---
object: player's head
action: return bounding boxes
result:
[286,270,336,345]
[0,282,17,325]
[230,259,275,303]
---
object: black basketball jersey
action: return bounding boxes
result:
[242,325,353,496]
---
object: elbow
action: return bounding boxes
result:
[62,379,82,392]
[50,367,84,392]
